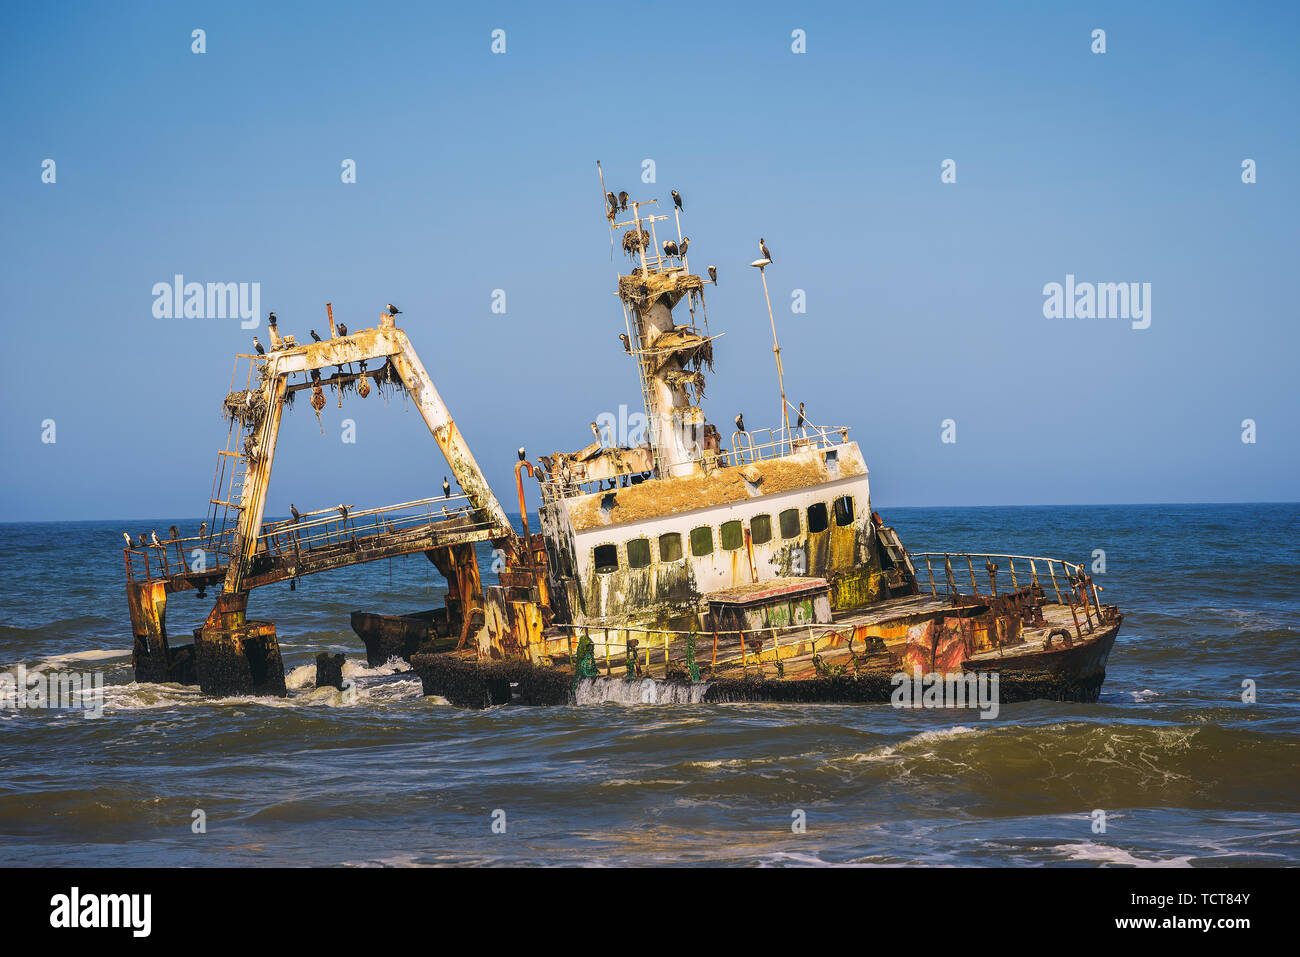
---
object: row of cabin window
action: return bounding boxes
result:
[592,495,855,574]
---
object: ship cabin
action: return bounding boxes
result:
[537,430,911,632]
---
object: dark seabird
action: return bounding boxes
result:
[619,333,631,352]
[310,330,322,342]
[199,521,207,539]
[760,238,772,262]
[150,530,161,547]
[796,402,805,428]
[169,525,180,541]
[606,191,618,213]
[136,534,147,548]
[338,504,349,523]
[337,323,348,336]
[442,477,451,498]
[678,236,689,258]
[518,446,527,461]
[662,240,679,258]
[268,311,277,325]
[735,412,745,433]
[671,189,683,211]
[289,504,300,523]
[707,265,717,284]
[253,337,265,355]
[618,190,629,211]
[387,303,401,316]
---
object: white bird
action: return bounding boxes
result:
[122,532,133,548]
[150,530,161,547]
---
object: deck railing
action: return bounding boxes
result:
[908,552,1098,607]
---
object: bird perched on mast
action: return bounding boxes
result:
[619,333,631,353]
[662,239,679,259]
[518,446,527,462]
[387,303,401,316]
[252,337,265,355]
[759,238,773,262]
[796,402,805,428]
[606,191,618,215]
[707,265,717,284]
[678,237,690,259]
[618,190,629,212]
[671,189,683,211]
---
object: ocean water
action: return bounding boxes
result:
[1,503,1296,867]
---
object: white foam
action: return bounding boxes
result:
[574,676,711,705]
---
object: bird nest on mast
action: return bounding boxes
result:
[645,327,715,375]
[621,227,650,257]
[222,389,269,425]
[618,270,704,310]
[663,368,707,402]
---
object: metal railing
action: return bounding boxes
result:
[909,552,1092,606]
[728,423,850,465]
[124,495,488,584]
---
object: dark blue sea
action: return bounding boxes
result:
[1,503,1297,866]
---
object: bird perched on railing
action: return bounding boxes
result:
[735,412,745,433]
[662,240,679,259]
[136,533,147,548]
[252,337,265,355]
[796,402,805,429]
[671,189,683,211]
[337,323,348,336]
[442,477,451,498]
[150,530,161,548]
[169,525,180,541]
[199,521,207,539]
[310,330,321,342]
[289,504,300,523]
[678,237,690,259]
[707,265,717,284]
[122,532,133,548]
[337,504,349,524]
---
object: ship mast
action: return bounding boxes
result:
[752,258,790,455]
[597,163,715,479]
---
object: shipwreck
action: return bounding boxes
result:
[122,166,1122,707]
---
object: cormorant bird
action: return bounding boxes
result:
[338,504,349,523]
[617,190,629,211]
[268,311,277,325]
[796,402,805,428]
[199,521,207,539]
[150,530,161,547]
[671,189,683,211]
[387,303,401,316]
[169,525,180,541]
[606,191,618,214]
[707,265,717,284]
[759,237,772,262]
[122,532,133,548]
[678,236,689,258]
[289,504,300,523]
[253,337,265,355]
[735,412,745,433]
[136,534,147,548]
[590,421,601,441]
[518,446,526,462]
[442,477,451,498]
[662,240,679,258]
[310,329,322,342]
[338,323,348,336]
[619,333,631,353]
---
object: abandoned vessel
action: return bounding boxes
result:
[122,170,1122,707]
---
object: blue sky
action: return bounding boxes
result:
[2,1,1297,522]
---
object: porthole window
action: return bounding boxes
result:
[750,514,772,545]
[834,496,854,527]
[720,520,743,551]
[659,532,683,563]
[808,502,829,533]
[627,538,651,569]
[690,526,714,557]
[779,508,801,539]
[594,544,618,573]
